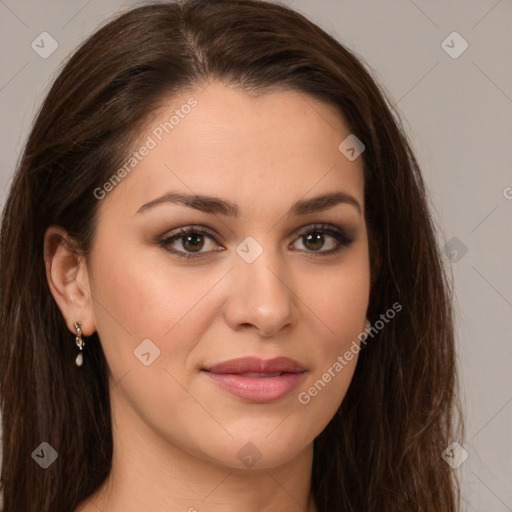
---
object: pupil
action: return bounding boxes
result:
[305,232,323,251]
[183,234,203,252]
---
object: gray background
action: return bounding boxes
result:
[1,0,511,510]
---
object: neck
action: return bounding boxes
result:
[76,386,318,512]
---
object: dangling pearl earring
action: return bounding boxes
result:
[74,321,84,367]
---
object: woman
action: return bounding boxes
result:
[0,0,464,510]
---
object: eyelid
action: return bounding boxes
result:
[293,223,353,245]
[158,222,354,259]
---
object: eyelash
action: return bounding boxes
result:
[158,223,354,260]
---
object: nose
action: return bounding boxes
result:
[223,249,299,338]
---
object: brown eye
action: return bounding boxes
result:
[291,224,354,256]
[302,232,328,251]
[159,226,222,259]
[180,233,205,252]
[159,223,354,260]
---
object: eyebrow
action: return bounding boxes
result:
[136,190,362,217]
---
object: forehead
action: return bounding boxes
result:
[100,82,365,217]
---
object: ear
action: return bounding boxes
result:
[43,225,96,336]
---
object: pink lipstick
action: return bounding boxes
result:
[202,356,306,403]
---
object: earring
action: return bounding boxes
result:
[74,321,84,367]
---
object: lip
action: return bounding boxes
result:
[202,356,306,403]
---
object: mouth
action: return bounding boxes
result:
[202,356,306,374]
[226,372,284,377]
[201,356,306,403]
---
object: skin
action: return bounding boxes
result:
[44,82,370,512]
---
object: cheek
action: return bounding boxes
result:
[298,248,370,345]
[87,236,224,382]
[91,219,217,325]
[291,253,369,419]
[292,288,365,435]
[87,244,221,435]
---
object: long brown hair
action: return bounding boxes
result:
[0,1,464,510]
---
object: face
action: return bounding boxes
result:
[83,82,370,469]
